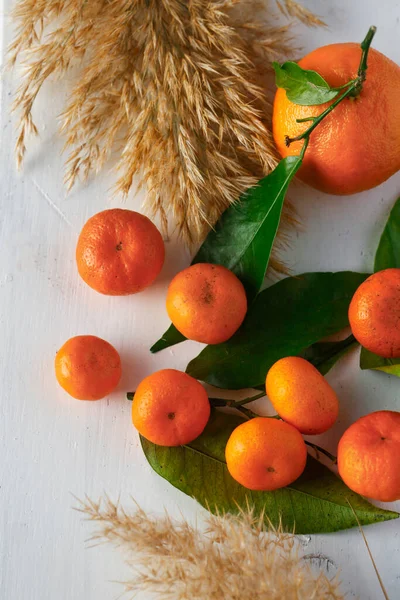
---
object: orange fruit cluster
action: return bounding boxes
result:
[55,208,247,404]
[54,32,400,503]
[55,207,400,503]
[225,357,339,491]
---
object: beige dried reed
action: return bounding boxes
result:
[78,496,343,599]
[277,0,326,27]
[9,0,319,247]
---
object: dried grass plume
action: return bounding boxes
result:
[9,0,320,247]
[78,496,343,599]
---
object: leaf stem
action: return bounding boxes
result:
[305,441,337,463]
[232,391,266,406]
[209,391,265,408]
[332,79,356,92]
[235,405,260,420]
[286,25,376,148]
[358,26,377,79]
[130,391,266,409]
[285,84,357,146]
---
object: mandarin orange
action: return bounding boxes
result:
[76,208,165,295]
[349,269,400,358]
[55,335,121,400]
[338,410,400,502]
[166,263,247,345]
[132,369,210,446]
[225,417,307,491]
[266,357,339,435]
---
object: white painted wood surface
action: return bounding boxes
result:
[1,1,400,598]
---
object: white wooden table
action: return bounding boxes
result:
[1,1,400,598]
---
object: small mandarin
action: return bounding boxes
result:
[132,369,210,446]
[349,269,400,358]
[55,335,121,400]
[225,417,307,491]
[266,356,339,435]
[166,263,247,345]
[338,411,400,502]
[76,208,165,295]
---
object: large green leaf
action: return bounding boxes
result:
[301,335,359,375]
[360,346,400,377]
[374,197,400,272]
[273,61,339,106]
[192,156,302,300]
[141,411,398,534]
[186,272,368,389]
[150,157,302,354]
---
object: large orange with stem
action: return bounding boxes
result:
[273,44,400,195]
[338,410,400,502]
[76,209,165,295]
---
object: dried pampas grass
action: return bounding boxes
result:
[9,0,320,248]
[277,0,326,27]
[78,496,343,599]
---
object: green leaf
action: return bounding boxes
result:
[360,346,400,377]
[300,335,359,375]
[273,61,340,106]
[192,156,302,300]
[141,411,398,534]
[151,156,302,354]
[186,272,369,389]
[150,324,186,354]
[374,196,400,271]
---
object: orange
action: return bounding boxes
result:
[349,269,400,358]
[273,44,400,195]
[55,335,121,400]
[76,208,165,295]
[166,263,247,345]
[132,369,210,446]
[225,417,307,491]
[338,410,400,502]
[266,356,339,435]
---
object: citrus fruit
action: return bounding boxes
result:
[338,410,400,502]
[225,417,307,491]
[76,208,165,295]
[273,44,400,195]
[266,356,339,435]
[166,263,247,344]
[132,369,210,446]
[55,335,121,400]
[348,269,400,358]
